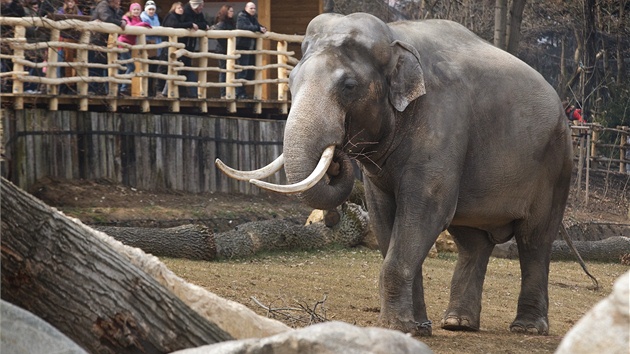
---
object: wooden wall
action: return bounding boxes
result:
[2,109,287,195]
[270,0,321,58]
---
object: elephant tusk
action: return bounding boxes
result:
[249,145,336,194]
[215,154,285,181]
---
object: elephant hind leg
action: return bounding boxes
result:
[510,195,566,335]
[509,229,553,335]
[441,226,495,332]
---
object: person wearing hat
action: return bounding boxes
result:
[179,0,208,97]
[118,2,152,96]
[141,0,162,95]
[141,0,162,54]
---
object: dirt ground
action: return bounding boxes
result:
[30,169,630,353]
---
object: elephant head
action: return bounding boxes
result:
[216,13,426,210]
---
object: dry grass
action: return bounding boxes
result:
[161,248,627,354]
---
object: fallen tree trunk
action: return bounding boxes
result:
[492,237,630,262]
[1,177,233,353]
[95,203,369,261]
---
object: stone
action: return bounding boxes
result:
[172,321,433,354]
[1,300,88,354]
[555,270,629,354]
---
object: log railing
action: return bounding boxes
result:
[571,124,630,173]
[0,16,303,114]
[571,123,630,205]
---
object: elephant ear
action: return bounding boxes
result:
[388,40,426,112]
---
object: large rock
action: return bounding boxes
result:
[172,321,433,354]
[1,300,88,354]
[555,270,629,354]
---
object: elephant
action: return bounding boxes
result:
[216,13,573,337]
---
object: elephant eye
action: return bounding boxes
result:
[343,78,358,92]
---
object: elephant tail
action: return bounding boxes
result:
[560,224,599,290]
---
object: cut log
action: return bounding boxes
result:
[1,177,233,353]
[94,202,369,261]
[491,237,630,262]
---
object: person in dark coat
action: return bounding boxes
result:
[158,1,197,97]
[213,5,235,98]
[175,0,208,98]
[88,0,126,95]
[235,1,266,99]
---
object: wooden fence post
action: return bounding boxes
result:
[620,128,628,174]
[166,35,180,113]
[12,25,25,110]
[107,33,118,100]
[198,35,209,113]
[590,127,598,171]
[253,37,264,114]
[585,129,591,206]
[46,28,60,111]
[226,36,237,113]
[277,40,288,115]
[77,30,90,111]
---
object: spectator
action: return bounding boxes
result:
[141,0,161,56]
[38,0,63,17]
[117,2,151,96]
[141,0,161,96]
[56,0,83,94]
[23,0,47,93]
[180,0,208,98]
[1,0,26,92]
[89,0,126,95]
[213,5,234,99]
[235,1,266,99]
[157,1,197,97]
[23,0,39,16]
[563,100,586,125]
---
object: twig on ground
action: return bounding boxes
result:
[251,295,328,327]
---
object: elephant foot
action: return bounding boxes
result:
[510,317,549,335]
[440,313,480,332]
[379,317,433,337]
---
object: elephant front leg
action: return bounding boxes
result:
[364,178,429,334]
[378,252,433,336]
[441,226,495,332]
[377,222,442,337]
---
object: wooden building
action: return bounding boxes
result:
[152,0,324,42]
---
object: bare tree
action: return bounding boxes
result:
[616,0,627,85]
[494,0,508,49]
[581,0,597,116]
[506,0,527,54]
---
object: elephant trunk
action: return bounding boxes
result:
[282,97,356,211]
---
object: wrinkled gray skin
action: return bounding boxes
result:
[283,13,572,337]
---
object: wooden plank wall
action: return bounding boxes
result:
[2,109,287,194]
[272,0,320,60]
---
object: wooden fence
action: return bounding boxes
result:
[0,16,303,114]
[2,108,287,194]
[571,123,630,205]
[3,109,629,196]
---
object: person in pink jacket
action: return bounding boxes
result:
[118,2,151,96]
